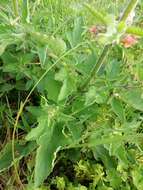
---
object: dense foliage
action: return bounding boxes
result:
[0,0,143,189]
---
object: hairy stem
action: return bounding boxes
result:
[80,44,111,89]
[22,0,30,23]
[120,0,138,22]
[12,0,19,17]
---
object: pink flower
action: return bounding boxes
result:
[89,25,97,34]
[121,35,138,48]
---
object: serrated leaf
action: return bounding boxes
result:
[34,123,72,187]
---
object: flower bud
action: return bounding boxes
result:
[121,35,138,48]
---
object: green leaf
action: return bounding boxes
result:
[120,89,143,111]
[111,97,125,122]
[26,120,46,141]
[126,26,143,37]
[55,67,66,82]
[26,106,45,117]
[88,132,125,147]
[37,46,47,66]
[132,166,143,190]
[21,0,30,23]
[76,49,97,77]
[92,145,116,170]
[72,17,84,47]
[108,144,129,167]
[67,17,84,47]
[107,169,122,188]
[0,83,15,92]
[34,123,72,187]
[30,32,66,56]
[58,79,69,101]
[85,86,108,105]
[0,141,36,172]
[0,42,9,56]
[37,72,61,102]
[105,60,121,80]
[48,37,66,56]
[26,105,73,187]
[34,135,54,187]
[84,4,107,25]
[58,75,76,101]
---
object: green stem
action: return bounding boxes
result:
[12,0,19,17]
[22,0,30,23]
[82,0,139,89]
[80,44,111,89]
[119,0,138,22]
[91,44,111,74]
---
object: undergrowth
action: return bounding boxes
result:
[0,0,143,189]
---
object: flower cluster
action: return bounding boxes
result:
[89,25,138,48]
[121,35,138,48]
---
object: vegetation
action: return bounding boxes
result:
[0,0,143,189]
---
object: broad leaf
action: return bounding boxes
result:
[26,105,73,187]
[34,123,72,187]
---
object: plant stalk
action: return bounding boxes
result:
[12,0,19,17]
[80,44,111,90]
[119,0,138,22]
[22,0,30,23]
